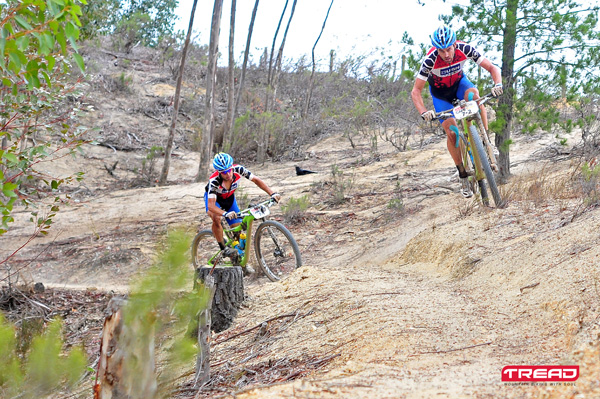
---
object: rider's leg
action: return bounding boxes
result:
[442,118,469,177]
[208,212,242,247]
[431,92,466,175]
[208,197,242,248]
[209,210,225,248]
[431,88,472,197]
[444,118,473,198]
[205,193,227,248]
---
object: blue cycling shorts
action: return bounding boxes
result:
[430,76,476,124]
[204,192,242,226]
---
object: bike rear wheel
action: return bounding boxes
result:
[254,220,302,282]
[468,124,503,207]
[192,230,224,269]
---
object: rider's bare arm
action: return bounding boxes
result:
[250,175,275,196]
[207,197,225,217]
[411,78,428,115]
[479,58,502,86]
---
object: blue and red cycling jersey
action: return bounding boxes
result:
[204,164,253,209]
[417,41,485,103]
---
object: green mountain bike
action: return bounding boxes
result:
[435,91,503,207]
[192,199,302,282]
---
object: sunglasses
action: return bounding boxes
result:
[220,168,232,175]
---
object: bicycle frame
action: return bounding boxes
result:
[437,94,498,185]
[207,199,274,267]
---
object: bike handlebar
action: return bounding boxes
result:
[230,198,277,219]
[433,91,497,121]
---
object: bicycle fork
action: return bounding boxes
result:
[266,226,285,257]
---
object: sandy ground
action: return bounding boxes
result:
[2,127,599,399]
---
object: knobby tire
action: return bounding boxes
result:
[460,134,489,202]
[468,124,502,207]
[254,220,302,282]
[192,230,220,269]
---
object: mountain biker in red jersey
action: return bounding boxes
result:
[411,25,503,198]
[205,153,280,269]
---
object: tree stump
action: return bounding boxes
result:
[195,266,244,333]
[94,297,157,399]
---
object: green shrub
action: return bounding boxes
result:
[387,196,405,211]
[131,146,163,187]
[0,315,86,398]
[281,195,311,225]
[330,164,354,205]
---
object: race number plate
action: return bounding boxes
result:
[250,205,270,219]
[453,101,479,120]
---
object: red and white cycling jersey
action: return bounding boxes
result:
[417,41,485,101]
[205,164,253,201]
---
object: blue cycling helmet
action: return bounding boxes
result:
[213,152,233,171]
[430,25,456,49]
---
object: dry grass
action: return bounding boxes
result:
[455,197,480,218]
[501,165,578,211]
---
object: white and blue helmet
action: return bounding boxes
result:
[430,25,456,49]
[213,152,233,171]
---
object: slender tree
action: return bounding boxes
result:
[256,0,298,163]
[265,0,289,113]
[223,0,237,147]
[303,0,335,118]
[158,0,199,186]
[271,0,298,101]
[445,0,600,180]
[197,0,224,182]
[232,0,260,123]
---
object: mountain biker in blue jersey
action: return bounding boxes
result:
[411,25,503,198]
[205,152,281,268]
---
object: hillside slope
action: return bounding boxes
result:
[1,45,598,398]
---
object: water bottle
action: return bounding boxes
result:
[235,233,247,256]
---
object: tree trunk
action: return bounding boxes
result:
[94,297,156,399]
[195,266,245,333]
[196,0,224,182]
[94,298,127,399]
[496,0,518,182]
[265,0,289,113]
[271,0,298,105]
[159,0,199,186]
[232,0,259,124]
[303,0,334,119]
[329,49,335,74]
[259,0,297,163]
[223,0,236,148]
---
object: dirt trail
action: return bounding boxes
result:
[2,127,599,398]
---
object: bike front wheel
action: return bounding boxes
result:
[254,220,302,282]
[469,124,503,207]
